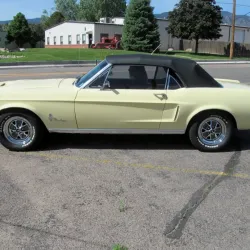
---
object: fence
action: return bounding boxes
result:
[180,39,250,57]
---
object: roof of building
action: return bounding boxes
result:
[45,20,124,31]
[221,23,250,29]
[106,54,221,88]
[45,18,250,32]
[45,17,170,31]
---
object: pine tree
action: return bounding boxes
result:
[122,0,160,52]
[168,0,223,54]
[6,12,31,47]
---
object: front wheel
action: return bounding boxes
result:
[188,113,234,152]
[0,112,45,151]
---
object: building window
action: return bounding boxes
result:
[76,34,80,44]
[68,35,72,45]
[47,37,50,45]
[60,36,63,45]
[54,36,56,45]
[82,34,86,44]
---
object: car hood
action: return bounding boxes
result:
[0,78,77,90]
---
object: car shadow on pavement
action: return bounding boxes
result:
[42,130,250,152]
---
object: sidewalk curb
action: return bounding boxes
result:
[197,61,250,64]
[0,64,96,69]
[0,60,249,69]
[0,60,100,69]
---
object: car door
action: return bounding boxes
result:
[159,69,187,132]
[74,64,169,130]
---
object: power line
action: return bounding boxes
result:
[217,2,250,8]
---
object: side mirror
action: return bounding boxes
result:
[101,80,111,90]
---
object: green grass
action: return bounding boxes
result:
[165,50,250,60]
[119,199,126,212]
[0,48,142,63]
[112,244,128,250]
[0,48,248,63]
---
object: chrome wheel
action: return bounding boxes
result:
[198,117,227,146]
[3,116,34,146]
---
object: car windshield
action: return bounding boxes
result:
[75,60,108,87]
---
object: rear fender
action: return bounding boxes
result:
[186,105,236,130]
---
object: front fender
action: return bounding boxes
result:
[0,101,78,130]
[0,102,47,126]
[0,102,40,116]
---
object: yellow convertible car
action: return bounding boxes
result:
[0,54,249,152]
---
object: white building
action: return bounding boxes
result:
[218,24,250,43]
[45,17,250,51]
[45,20,124,49]
[45,17,174,51]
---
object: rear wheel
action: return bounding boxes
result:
[0,112,45,151]
[188,112,234,152]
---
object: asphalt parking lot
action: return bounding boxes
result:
[0,64,250,249]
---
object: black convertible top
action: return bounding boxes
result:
[106,54,222,88]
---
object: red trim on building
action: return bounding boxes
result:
[45,45,89,48]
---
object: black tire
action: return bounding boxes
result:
[0,112,45,151]
[188,112,234,152]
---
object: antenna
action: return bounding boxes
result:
[151,44,161,55]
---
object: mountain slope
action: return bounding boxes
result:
[0,18,41,24]
[0,11,250,26]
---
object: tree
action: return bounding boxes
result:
[41,10,50,29]
[0,24,8,32]
[122,0,160,52]
[95,0,126,19]
[54,0,79,20]
[29,24,45,48]
[78,0,98,21]
[168,0,223,54]
[6,12,31,47]
[78,0,126,22]
[44,11,65,29]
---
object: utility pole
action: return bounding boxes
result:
[230,0,236,59]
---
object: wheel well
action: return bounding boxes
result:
[0,107,48,131]
[186,109,237,132]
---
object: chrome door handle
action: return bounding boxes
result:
[154,93,167,100]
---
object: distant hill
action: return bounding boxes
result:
[0,11,250,27]
[155,12,169,19]
[0,17,41,24]
[221,11,250,27]
[155,11,250,27]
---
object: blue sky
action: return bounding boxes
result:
[0,0,249,20]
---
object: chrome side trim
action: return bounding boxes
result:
[48,128,185,134]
